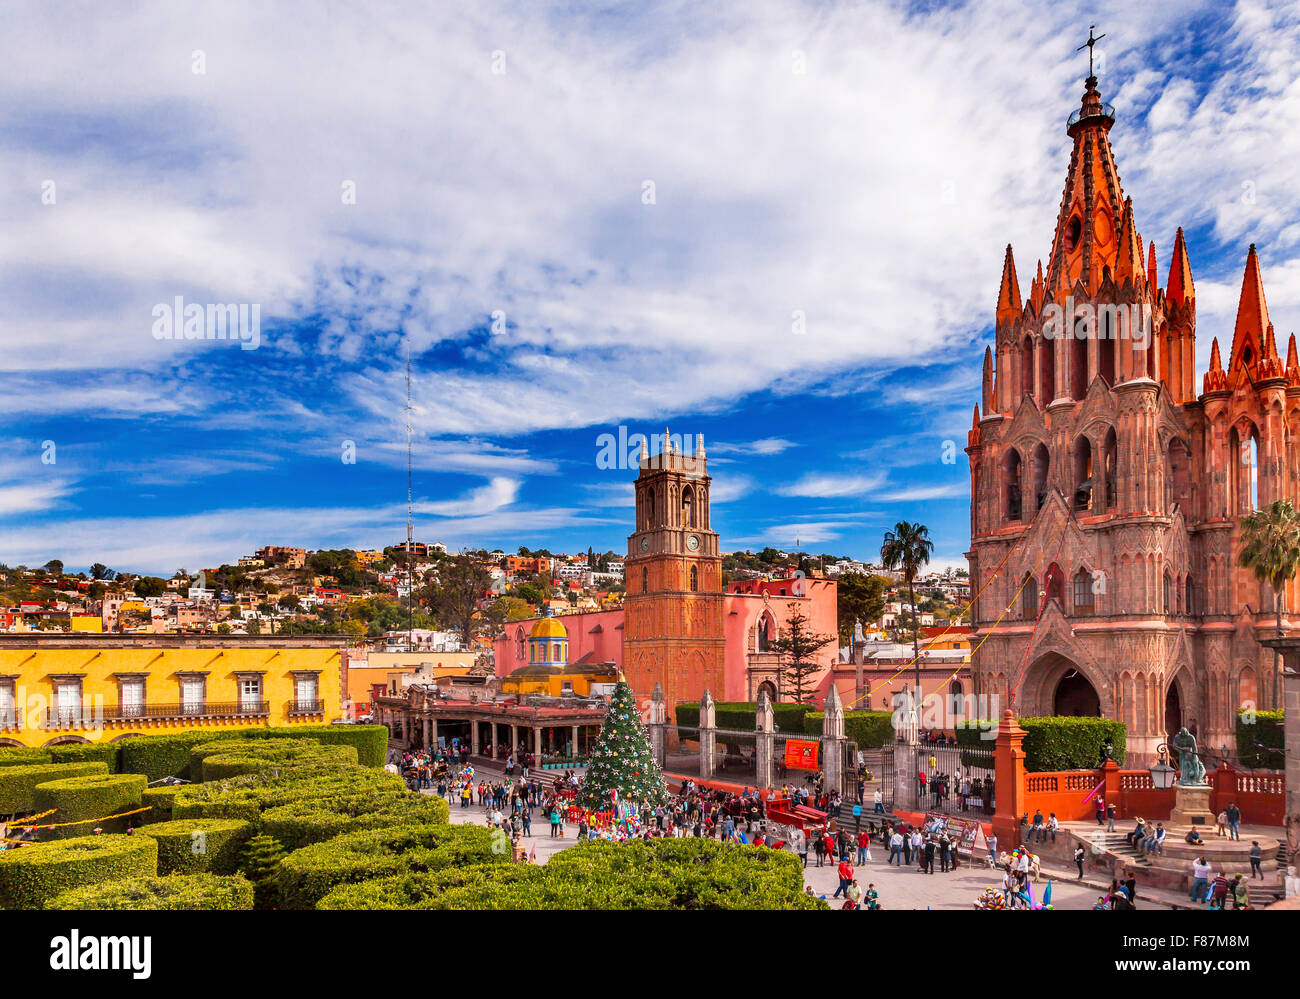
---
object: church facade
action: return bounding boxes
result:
[966,73,1296,765]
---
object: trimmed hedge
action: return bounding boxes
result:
[675,702,813,734]
[48,743,121,773]
[0,748,53,768]
[191,739,358,782]
[0,833,158,909]
[139,818,252,875]
[319,838,821,910]
[171,768,406,826]
[276,822,502,909]
[1236,708,1283,769]
[261,792,449,851]
[802,710,895,749]
[48,873,254,910]
[118,725,388,781]
[140,786,185,824]
[956,717,1127,772]
[33,773,147,839]
[0,762,109,816]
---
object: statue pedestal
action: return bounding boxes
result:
[1169,784,1215,827]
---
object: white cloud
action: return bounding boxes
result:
[777,472,887,498]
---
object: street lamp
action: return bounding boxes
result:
[1149,743,1177,790]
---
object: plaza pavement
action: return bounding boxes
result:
[428,787,1174,909]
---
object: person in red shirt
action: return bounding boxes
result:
[857,828,871,865]
[834,856,855,899]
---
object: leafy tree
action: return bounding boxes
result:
[89,563,114,581]
[429,560,495,645]
[493,596,532,622]
[836,572,888,642]
[1238,499,1300,707]
[514,580,551,607]
[247,619,262,635]
[771,606,836,704]
[133,576,167,598]
[43,559,64,575]
[880,521,934,726]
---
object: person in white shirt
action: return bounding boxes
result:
[873,788,883,814]
[888,831,904,865]
[1191,857,1211,903]
[1046,813,1059,842]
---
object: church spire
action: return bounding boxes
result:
[1203,337,1228,393]
[981,345,994,413]
[1114,197,1144,287]
[1228,244,1270,377]
[996,244,1021,328]
[1287,333,1300,388]
[1146,239,1158,293]
[1166,227,1194,304]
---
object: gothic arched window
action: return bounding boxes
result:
[642,567,649,593]
[689,565,698,592]
[514,628,525,661]
[1073,569,1094,614]
[1021,573,1037,619]
[682,491,694,528]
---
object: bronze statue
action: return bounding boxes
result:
[1170,727,1207,786]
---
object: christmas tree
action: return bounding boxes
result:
[578,678,668,809]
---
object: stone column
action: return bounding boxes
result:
[510,724,518,757]
[470,718,480,756]
[699,689,717,779]
[422,716,431,750]
[533,725,543,762]
[430,717,438,751]
[755,692,774,790]
[490,721,499,759]
[991,709,1028,850]
[821,685,846,795]
[647,682,667,767]
[571,724,579,756]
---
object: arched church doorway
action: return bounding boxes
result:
[1164,682,1181,735]
[757,680,777,703]
[1054,668,1101,716]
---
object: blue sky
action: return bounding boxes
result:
[1,0,1298,575]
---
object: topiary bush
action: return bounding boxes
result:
[48,743,121,773]
[249,725,388,768]
[120,732,218,782]
[47,873,254,910]
[0,762,109,816]
[171,768,406,827]
[317,838,821,910]
[957,717,1126,772]
[0,833,158,909]
[260,791,449,850]
[113,725,388,781]
[139,818,252,875]
[194,741,358,782]
[140,786,184,824]
[675,702,814,734]
[241,833,286,909]
[276,822,503,909]
[1236,708,1283,769]
[33,773,147,839]
[0,748,53,768]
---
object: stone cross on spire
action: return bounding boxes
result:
[1076,25,1105,79]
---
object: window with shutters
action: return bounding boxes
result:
[239,678,262,712]
[0,681,15,729]
[120,678,145,717]
[182,677,205,715]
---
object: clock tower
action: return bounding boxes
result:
[624,429,726,711]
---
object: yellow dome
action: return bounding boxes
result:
[530,616,568,639]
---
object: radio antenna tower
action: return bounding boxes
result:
[405,338,415,653]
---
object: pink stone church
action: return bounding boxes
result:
[966,73,1295,765]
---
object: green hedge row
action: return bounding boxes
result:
[140,818,252,875]
[0,833,158,909]
[171,768,406,826]
[261,792,449,851]
[48,873,254,910]
[1236,709,1284,769]
[276,822,503,909]
[140,786,184,824]
[956,716,1126,772]
[674,702,814,734]
[0,762,109,816]
[318,838,820,910]
[802,710,895,748]
[0,748,52,767]
[33,773,147,840]
[48,743,121,773]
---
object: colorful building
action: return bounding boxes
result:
[967,71,1297,763]
[0,634,343,749]
[493,432,840,708]
[499,617,618,697]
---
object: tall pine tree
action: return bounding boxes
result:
[578,678,668,809]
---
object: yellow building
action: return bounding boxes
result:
[69,616,103,634]
[499,617,617,697]
[345,649,477,708]
[0,634,343,749]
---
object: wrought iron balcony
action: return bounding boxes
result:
[42,701,271,728]
[287,698,325,716]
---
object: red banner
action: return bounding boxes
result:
[784,739,819,771]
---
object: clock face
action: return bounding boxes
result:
[686,534,700,551]
[640,537,649,552]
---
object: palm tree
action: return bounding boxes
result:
[881,521,934,730]
[1238,499,1300,708]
